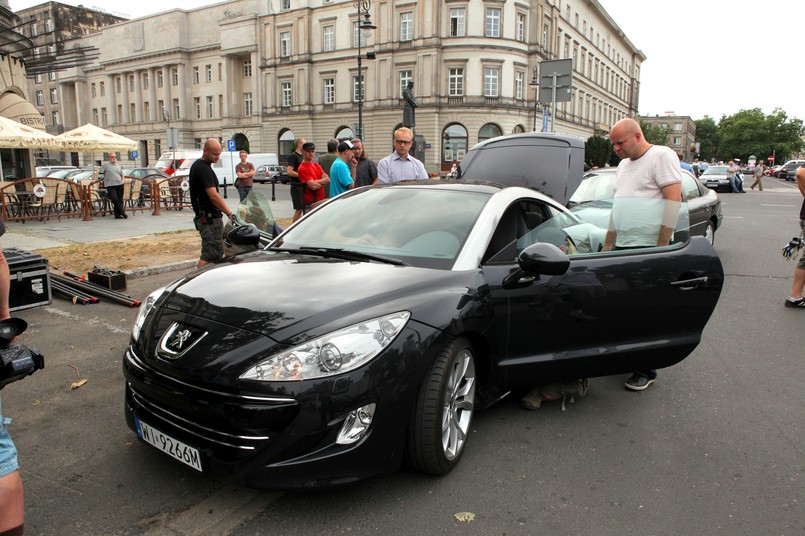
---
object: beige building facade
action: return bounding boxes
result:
[54,0,645,173]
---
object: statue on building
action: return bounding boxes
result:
[402,82,417,128]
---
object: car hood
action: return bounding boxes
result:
[158,251,465,342]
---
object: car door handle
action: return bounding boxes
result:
[671,276,709,291]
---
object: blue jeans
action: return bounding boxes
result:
[729,173,743,192]
[0,398,19,478]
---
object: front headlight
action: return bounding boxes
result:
[131,287,167,342]
[239,311,411,382]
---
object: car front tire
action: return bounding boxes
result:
[705,221,716,246]
[406,336,476,475]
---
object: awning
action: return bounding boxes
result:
[0,91,46,131]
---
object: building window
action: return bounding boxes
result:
[400,12,413,41]
[144,101,150,120]
[34,74,42,84]
[92,109,98,125]
[323,25,335,51]
[218,63,222,81]
[173,98,180,119]
[243,93,254,117]
[673,136,681,145]
[448,67,464,96]
[353,74,364,102]
[449,9,465,37]
[515,71,524,100]
[479,123,502,143]
[219,95,223,116]
[44,18,54,33]
[205,65,212,83]
[49,88,58,104]
[143,72,149,89]
[117,104,122,120]
[399,70,413,98]
[116,76,121,93]
[323,78,335,105]
[280,31,292,57]
[194,97,201,119]
[673,123,683,131]
[206,96,213,118]
[129,75,135,92]
[483,67,499,97]
[280,83,292,107]
[171,68,178,86]
[130,103,136,119]
[48,71,56,82]
[243,59,252,77]
[542,22,549,48]
[154,139,161,156]
[91,83,97,97]
[157,100,164,117]
[193,66,200,84]
[517,13,526,42]
[352,21,367,48]
[156,71,163,88]
[101,108,107,126]
[443,123,468,162]
[485,8,501,38]
[281,0,290,9]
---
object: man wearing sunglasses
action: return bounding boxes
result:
[377,127,428,184]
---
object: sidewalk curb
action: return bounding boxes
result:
[126,259,197,279]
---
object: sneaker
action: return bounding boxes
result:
[625,373,655,391]
[784,297,805,308]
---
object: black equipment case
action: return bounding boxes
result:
[4,248,52,312]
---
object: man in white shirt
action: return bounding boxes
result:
[605,118,682,391]
[377,127,428,183]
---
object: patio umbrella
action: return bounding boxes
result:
[0,116,58,149]
[54,123,138,152]
[0,116,59,180]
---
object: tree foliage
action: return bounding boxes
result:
[710,108,803,164]
[585,135,612,168]
[693,117,718,161]
[639,120,672,146]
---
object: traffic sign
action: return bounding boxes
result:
[131,150,138,159]
[227,139,236,152]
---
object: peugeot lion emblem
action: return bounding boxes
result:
[158,323,206,360]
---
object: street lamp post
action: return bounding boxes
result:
[355,0,376,140]
[529,66,539,132]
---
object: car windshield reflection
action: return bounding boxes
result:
[274,186,489,269]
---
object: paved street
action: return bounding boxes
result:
[1,176,802,535]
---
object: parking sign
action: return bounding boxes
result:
[227,139,236,152]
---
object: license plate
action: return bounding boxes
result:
[135,418,203,472]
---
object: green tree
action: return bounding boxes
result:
[585,135,613,168]
[717,108,804,164]
[694,117,719,161]
[639,120,672,146]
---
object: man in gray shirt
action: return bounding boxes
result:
[94,152,127,219]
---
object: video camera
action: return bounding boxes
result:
[0,318,44,390]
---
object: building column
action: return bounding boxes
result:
[148,67,158,122]
[251,50,260,118]
[134,69,144,123]
[107,74,117,125]
[121,72,131,123]
[162,65,171,119]
[176,63,187,120]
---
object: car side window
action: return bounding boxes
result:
[681,174,700,201]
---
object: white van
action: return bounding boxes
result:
[213,152,279,186]
[155,150,202,176]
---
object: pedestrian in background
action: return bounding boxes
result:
[95,152,127,219]
[287,137,306,222]
[317,139,339,198]
[234,150,255,201]
[329,141,355,197]
[351,138,378,187]
[297,142,329,213]
[784,166,805,308]
[189,138,235,268]
[605,118,682,391]
[377,127,428,183]
[0,224,25,536]
[751,159,765,191]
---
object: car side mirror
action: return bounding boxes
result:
[227,223,261,248]
[518,242,570,275]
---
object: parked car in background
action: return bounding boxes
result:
[569,167,722,245]
[255,164,288,184]
[699,165,734,192]
[766,165,782,177]
[123,168,169,180]
[36,165,75,177]
[779,160,805,181]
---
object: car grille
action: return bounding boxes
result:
[124,348,299,457]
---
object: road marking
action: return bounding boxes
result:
[761,204,795,207]
[45,307,131,335]
[140,485,280,535]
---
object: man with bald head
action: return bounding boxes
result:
[189,138,236,268]
[606,118,683,391]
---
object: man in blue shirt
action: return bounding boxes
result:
[377,127,428,183]
[329,141,355,197]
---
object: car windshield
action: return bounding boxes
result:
[568,171,615,205]
[702,166,729,175]
[274,186,489,269]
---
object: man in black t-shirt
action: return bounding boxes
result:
[189,138,234,268]
[287,137,305,222]
[784,166,805,308]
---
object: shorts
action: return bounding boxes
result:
[195,216,224,262]
[0,398,19,478]
[799,220,805,270]
[290,182,304,210]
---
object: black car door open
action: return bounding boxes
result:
[481,199,723,390]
